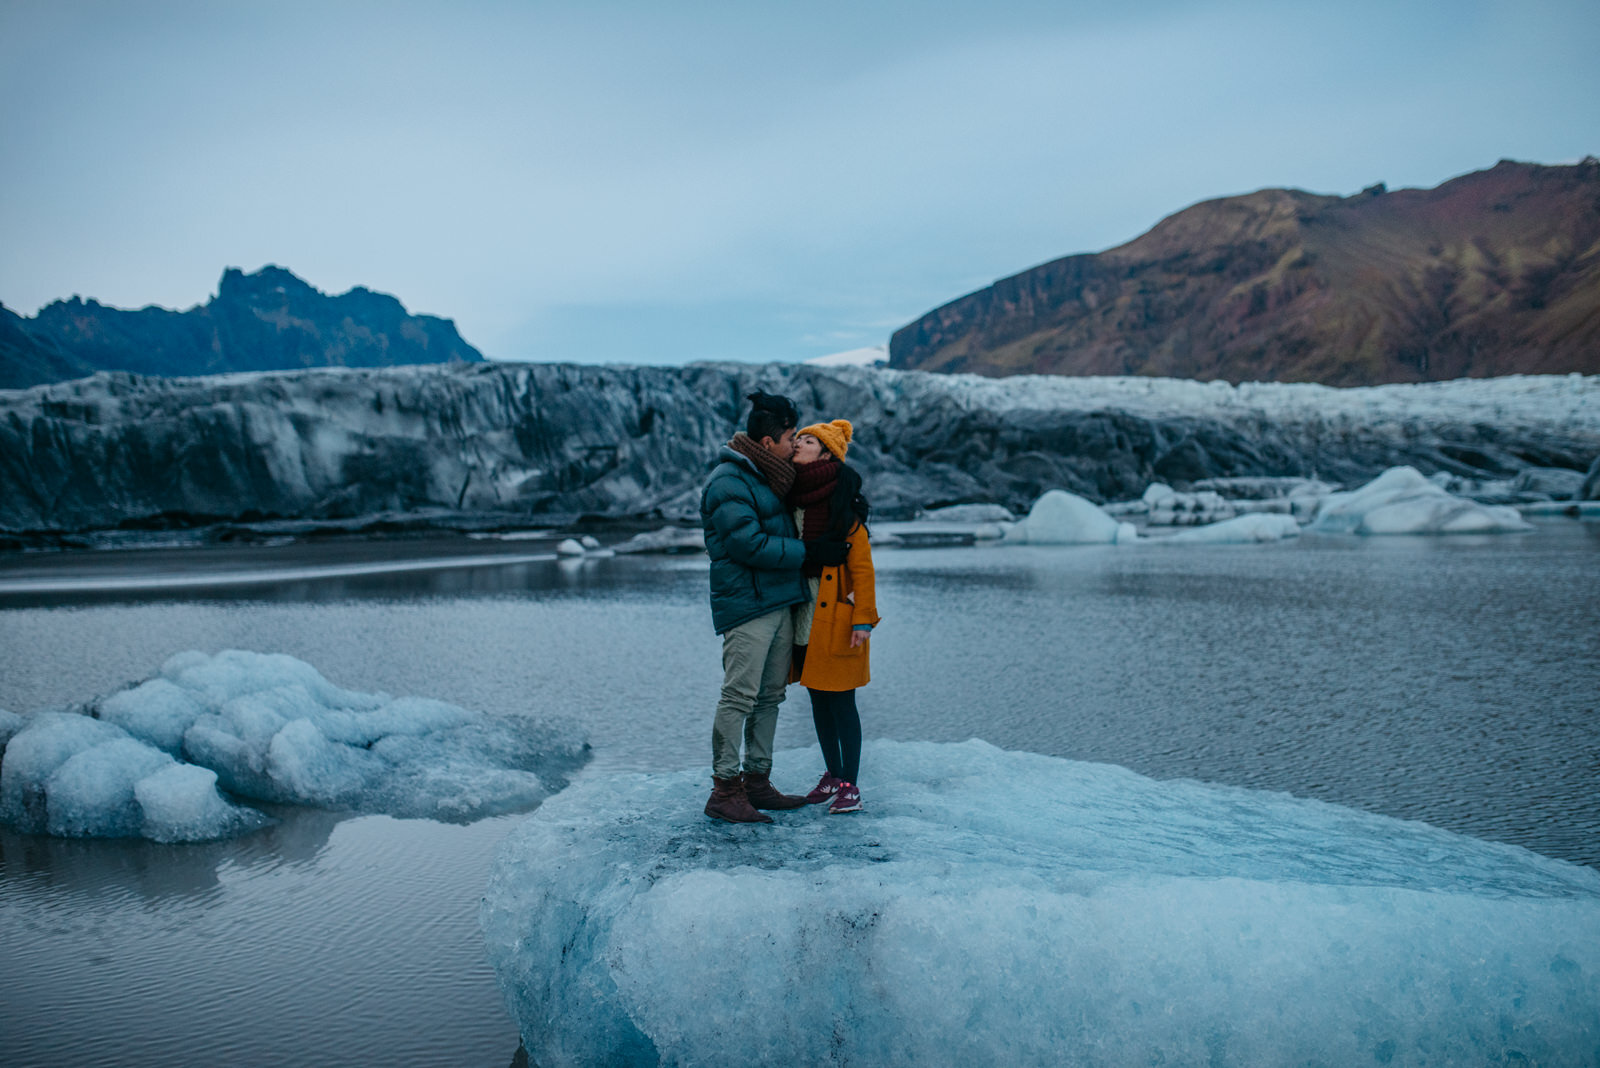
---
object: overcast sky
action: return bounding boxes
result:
[2,1,1596,365]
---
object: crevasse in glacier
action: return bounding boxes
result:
[0,650,587,841]
[481,739,1600,1068]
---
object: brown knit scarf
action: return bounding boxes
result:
[728,432,795,497]
[790,457,840,576]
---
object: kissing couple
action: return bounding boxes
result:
[699,390,878,823]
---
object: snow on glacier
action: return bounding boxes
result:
[0,650,586,841]
[481,740,1600,1068]
[1002,490,1138,545]
[1312,466,1535,535]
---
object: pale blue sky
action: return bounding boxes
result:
[2,1,1596,364]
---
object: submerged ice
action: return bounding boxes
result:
[481,740,1600,1068]
[0,650,586,841]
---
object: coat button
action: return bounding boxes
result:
[819,602,828,607]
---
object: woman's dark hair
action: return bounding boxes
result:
[745,391,798,443]
[827,463,870,539]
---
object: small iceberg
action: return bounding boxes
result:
[0,650,587,841]
[611,526,707,554]
[1003,490,1137,545]
[1311,466,1534,534]
[1163,512,1302,544]
[481,740,1600,1068]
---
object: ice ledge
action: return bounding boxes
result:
[481,740,1600,1067]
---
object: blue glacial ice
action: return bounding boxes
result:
[481,739,1600,1068]
[0,650,586,841]
[1311,466,1534,534]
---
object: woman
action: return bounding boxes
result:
[787,419,879,814]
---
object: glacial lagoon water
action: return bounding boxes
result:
[1,520,1597,1067]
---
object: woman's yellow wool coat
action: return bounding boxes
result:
[791,521,880,692]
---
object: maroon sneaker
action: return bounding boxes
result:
[828,781,861,814]
[804,773,841,805]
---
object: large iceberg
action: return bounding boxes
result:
[482,740,1600,1068]
[1311,466,1535,534]
[0,650,586,841]
[1003,490,1138,545]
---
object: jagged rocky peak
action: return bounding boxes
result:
[889,158,1600,386]
[1,266,484,387]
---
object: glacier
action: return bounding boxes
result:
[2,364,1595,539]
[481,740,1600,1068]
[0,650,586,841]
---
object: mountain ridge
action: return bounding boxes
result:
[889,159,1600,385]
[0,266,483,388]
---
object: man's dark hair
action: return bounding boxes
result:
[745,391,799,443]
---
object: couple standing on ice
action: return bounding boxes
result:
[700,390,879,823]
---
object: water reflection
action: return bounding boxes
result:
[0,806,344,906]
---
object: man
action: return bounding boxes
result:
[700,390,850,823]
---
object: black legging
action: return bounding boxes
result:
[808,687,861,785]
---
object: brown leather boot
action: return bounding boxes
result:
[742,771,808,810]
[705,776,772,823]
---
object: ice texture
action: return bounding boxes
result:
[612,526,707,554]
[481,740,1600,1068]
[1164,513,1302,543]
[0,650,586,841]
[3,364,1596,534]
[0,708,23,746]
[1312,466,1535,534]
[1003,490,1138,545]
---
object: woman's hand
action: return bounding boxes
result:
[850,629,870,649]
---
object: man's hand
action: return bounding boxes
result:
[804,537,850,567]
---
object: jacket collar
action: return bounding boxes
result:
[719,444,759,474]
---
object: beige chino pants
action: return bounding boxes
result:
[711,606,794,779]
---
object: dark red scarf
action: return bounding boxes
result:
[791,457,840,575]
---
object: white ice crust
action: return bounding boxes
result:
[481,740,1600,1068]
[1312,466,1535,534]
[1003,490,1138,545]
[0,650,584,841]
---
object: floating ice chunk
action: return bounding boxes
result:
[611,525,706,554]
[916,503,1016,523]
[98,677,206,754]
[482,740,1600,1068]
[134,763,265,842]
[579,535,601,550]
[1164,513,1302,544]
[555,538,586,556]
[1004,490,1136,544]
[1146,487,1237,526]
[0,651,588,840]
[46,736,174,837]
[1313,466,1534,534]
[161,649,384,713]
[0,712,128,831]
[1142,482,1175,504]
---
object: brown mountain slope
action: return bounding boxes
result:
[889,159,1600,385]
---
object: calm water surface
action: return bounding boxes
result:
[1,521,1597,1067]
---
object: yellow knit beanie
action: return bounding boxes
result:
[798,419,853,460]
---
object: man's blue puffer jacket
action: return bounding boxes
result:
[701,445,808,634]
